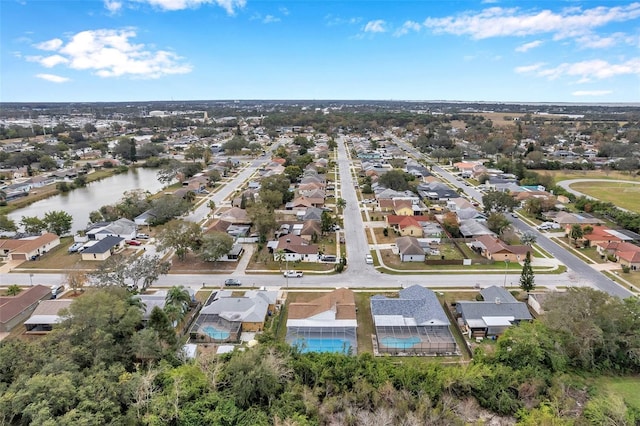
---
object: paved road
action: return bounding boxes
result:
[392,137,633,298]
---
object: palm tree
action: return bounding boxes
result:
[274,249,286,272]
[183,190,196,203]
[6,285,21,296]
[336,198,346,213]
[165,286,191,316]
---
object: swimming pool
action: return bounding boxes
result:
[202,325,231,340]
[379,336,421,349]
[292,338,352,354]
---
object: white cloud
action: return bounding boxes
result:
[35,38,63,51]
[575,33,625,49]
[36,73,70,83]
[325,15,361,26]
[514,62,546,73]
[516,58,640,82]
[116,0,246,15]
[279,7,289,16]
[29,29,192,79]
[263,15,280,24]
[423,3,640,40]
[572,90,612,96]
[515,40,542,52]
[104,0,122,13]
[394,20,421,37]
[364,20,386,33]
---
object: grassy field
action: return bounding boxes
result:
[569,181,640,213]
[532,169,636,184]
[595,376,640,409]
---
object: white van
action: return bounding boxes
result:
[365,254,374,264]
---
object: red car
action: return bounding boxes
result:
[126,240,142,246]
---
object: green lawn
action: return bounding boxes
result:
[595,376,640,409]
[533,169,635,184]
[569,181,640,213]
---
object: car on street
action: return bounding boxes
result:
[126,240,142,246]
[283,270,304,278]
[365,254,374,264]
[224,278,242,287]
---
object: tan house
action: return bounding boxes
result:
[0,233,61,261]
[470,235,532,262]
[80,236,124,261]
[24,299,73,333]
[596,241,640,271]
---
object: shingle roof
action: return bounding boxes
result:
[288,288,356,320]
[0,285,52,324]
[81,236,124,254]
[396,236,424,255]
[370,285,449,325]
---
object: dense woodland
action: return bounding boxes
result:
[1,287,640,425]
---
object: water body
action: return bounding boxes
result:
[9,167,165,233]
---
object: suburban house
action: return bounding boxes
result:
[458,220,494,239]
[218,207,251,225]
[547,211,604,226]
[24,299,73,333]
[470,235,532,262]
[396,236,426,262]
[0,233,61,261]
[0,285,52,332]
[191,290,277,343]
[135,291,168,322]
[80,236,125,261]
[86,218,137,241]
[596,241,640,271]
[456,286,532,338]
[370,285,457,355]
[134,209,158,226]
[268,234,319,262]
[286,288,357,354]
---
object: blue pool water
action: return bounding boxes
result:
[380,336,421,349]
[202,325,230,340]
[292,338,352,354]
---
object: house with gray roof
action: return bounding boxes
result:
[190,290,273,343]
[86,218,137,241]
[455,286,532,338]
[80,236,124,261]
[370,285,457,355]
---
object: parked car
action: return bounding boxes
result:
[224,278,242,287]
[136,233,150,240]
[365,254,374,264]
[283,270,304,278]
[68,242,84,253]
[320,254,337,262]
[126,240,142,246]
[50,285,65,299]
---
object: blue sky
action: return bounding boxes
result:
[1,0,639,103]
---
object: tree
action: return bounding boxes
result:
[43,210,73,236]
[487,212,511,235]
[127,254,171,291]
[208,200,217,216]
[519,251,535,293]
[157,159,183,184]
[274,249,286,272]
[165,286,191,319]
[569,224,584,246]
[147,306,177,348]
[321,211,336,235]
[21,216,46,234]
[6,284,22,296]
[113,137,137,162]
[198,232,234,262]
[156,220,202,261]
[377,169,413,192]
[222,136,249,154]
[0,214,17,232]
[336,198,346,213]
[247,202,277,242]
[149,195,192,225]
[66,265,87,295]
[184,144,205,162]
[482,190,518,214]
[283,165,302,182]
[520,231,537,246]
